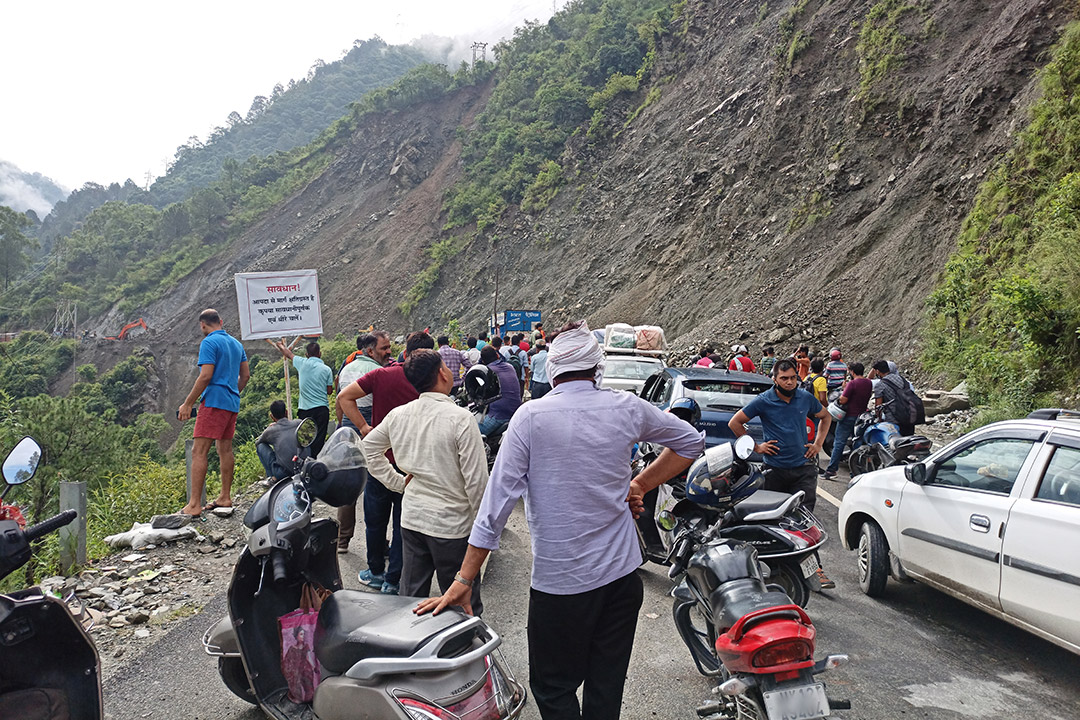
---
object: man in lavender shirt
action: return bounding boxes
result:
[417,321,703,720]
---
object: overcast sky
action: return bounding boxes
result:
[1,0,561,193]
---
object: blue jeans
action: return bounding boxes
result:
[256,443,290,481]
[478,416,510,437]
[827,416,858,473]
[364,476,403,584]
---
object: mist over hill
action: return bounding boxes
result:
[0,160,68,218]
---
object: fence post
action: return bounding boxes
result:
[58,481,87,574]
[185,438,206,507]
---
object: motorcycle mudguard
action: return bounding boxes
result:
[229,518,342,715]
[0,591,103,720]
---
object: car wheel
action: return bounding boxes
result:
[765,561,810,608]
[857,521,889,597]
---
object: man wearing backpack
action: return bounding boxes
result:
[871,360,917,436]
[803,357,828,406]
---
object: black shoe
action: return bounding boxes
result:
[823,469,837,480]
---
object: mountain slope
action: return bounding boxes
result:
[58,0,1074,420]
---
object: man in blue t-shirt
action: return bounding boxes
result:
[728,357,834,587]
[178,309,249,518]
[728,357,831,511]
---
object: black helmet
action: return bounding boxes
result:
[668,397,701,425]
[464,365,501,405]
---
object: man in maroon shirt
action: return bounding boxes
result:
[336,331,435,594]
[824,361,872,479]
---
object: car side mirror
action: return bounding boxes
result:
[3,437,42,485]
[905,462,928,485]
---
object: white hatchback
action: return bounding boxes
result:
[838,411,1080,655]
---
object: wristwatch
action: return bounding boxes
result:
[453,572,474,587]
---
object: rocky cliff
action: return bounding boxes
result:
[89,0,1069,418]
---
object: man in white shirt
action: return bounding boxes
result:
[363,349,489,613]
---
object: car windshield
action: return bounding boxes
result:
[604,357,662,380]
[682,379,771,409]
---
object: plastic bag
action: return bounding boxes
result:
[605,323,637,349]
[279,584,328,703]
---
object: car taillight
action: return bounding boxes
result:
[752,640,812,668]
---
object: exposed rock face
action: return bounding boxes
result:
[93,0,1070,422]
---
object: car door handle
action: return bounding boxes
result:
[969,514,991,533]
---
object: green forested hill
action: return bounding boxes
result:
[147,38,429,207]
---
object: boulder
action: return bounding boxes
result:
[922,391,971,417]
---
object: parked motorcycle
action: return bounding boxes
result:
[845,411,931,477]
[0,437,102,720]
[458,364,505,470]
[634,437,827,607]
[667,437,850,720]
[203,420,526,720]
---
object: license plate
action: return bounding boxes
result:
[800,555,818,579]
[762,682,830,720]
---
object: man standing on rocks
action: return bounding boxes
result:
[178,309,249,518]
[417,321,703,720]
[273,340,333,457]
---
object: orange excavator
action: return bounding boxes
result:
[106,318,148,341]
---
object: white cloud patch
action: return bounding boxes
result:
[0,160,69,218]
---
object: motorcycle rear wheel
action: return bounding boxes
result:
[673,600,720,675]
[848,446,879,477]
[765,561,810,608]
[218,657,257,705]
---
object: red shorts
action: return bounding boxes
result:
[193,403,238,440]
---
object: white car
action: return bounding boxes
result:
[838,411,1080,655]
[600,355,664,395]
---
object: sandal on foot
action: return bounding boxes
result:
[202,501,235,517]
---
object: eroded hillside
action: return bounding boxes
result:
[87,0,1069,420]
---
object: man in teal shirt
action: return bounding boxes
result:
[274,340,333,456]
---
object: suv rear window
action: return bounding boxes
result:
[605,357,662,380]
[682,380,771,409]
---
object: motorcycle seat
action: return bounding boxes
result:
[315,590,475,674]
[710,579,799,634]
[731,490,796,520]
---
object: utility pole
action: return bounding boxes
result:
[144,170,153,191]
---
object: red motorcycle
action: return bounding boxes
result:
[667,441,849,720]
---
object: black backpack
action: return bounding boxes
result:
[886,375,924,426]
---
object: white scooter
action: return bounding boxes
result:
[203,421,526,719]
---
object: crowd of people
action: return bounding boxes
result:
[175,307,924,720]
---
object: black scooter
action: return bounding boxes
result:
[634,438,827,607]
[0,437,100,720]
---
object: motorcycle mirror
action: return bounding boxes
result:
[3,437,42,485]
[904,462,928,485]
[657,510,677,532]
[295,418,317,448]
[733,434,755,460]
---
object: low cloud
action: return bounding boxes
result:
[0,160,70,218]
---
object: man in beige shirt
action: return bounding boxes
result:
[362,349,489,613]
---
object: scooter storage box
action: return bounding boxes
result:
[315,591,473,674]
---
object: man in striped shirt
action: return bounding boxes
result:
[437,335,473,396]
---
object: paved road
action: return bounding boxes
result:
[104,474,1080,719]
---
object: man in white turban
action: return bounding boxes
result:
[416,320,705,720]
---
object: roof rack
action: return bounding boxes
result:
[1026,408,1080,421]
[603,347,666,357]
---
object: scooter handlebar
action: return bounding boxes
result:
[25,510,77,544]
[271,549,289,584]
